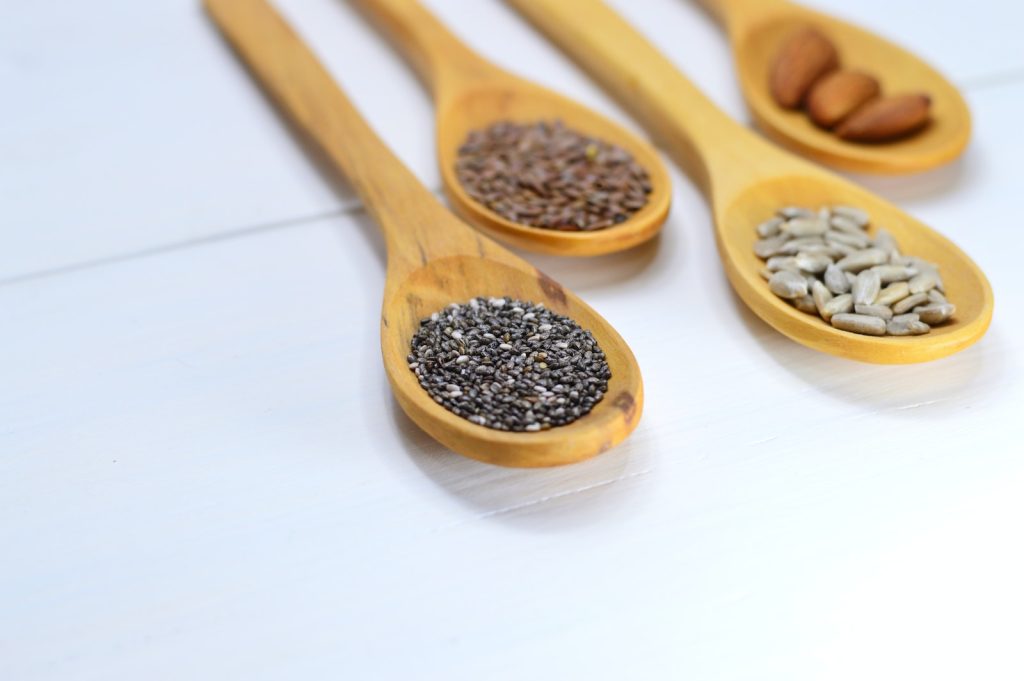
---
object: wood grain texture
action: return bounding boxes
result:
[204,0,642,466]
[700,0,971,173]
[351,0,672,256]
[508,0,992,363]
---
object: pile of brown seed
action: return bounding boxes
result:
[755,204,955,336]
[455,120,652,231]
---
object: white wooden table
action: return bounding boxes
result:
[2,1,1022,678]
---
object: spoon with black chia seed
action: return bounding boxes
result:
[207,0,643,466]
[352,0,671,256]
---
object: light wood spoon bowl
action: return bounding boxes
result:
[204,0,643,467]
[699,0,971,174]
[509,0,992,363]
[351,0,671,256]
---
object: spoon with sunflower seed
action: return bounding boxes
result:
[509,0,992,363]
[351,0,672,256]
[205,0,643,465]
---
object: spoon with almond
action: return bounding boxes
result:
[509,0,992,363]
[699,0,970,174]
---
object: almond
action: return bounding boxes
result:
[770,27,840,109]
[835,93,932,142]
[805,70,880,128]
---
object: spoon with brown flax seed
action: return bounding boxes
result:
[351,0,672,256]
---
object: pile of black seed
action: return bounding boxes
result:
[455,120,652,232]
[407,297,611,432]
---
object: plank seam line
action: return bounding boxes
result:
[0,188,454,288]
[0,205,360,288]
[960,67,1024,92]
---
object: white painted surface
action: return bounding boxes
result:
[1,1,1022,680]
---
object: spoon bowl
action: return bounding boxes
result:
[703,0,971,174]
[382,255,642,465]
[435,81,672,255]
[206,0,643,466]
[355,0,672,256]
[717,174,991,362]
[509,0,992,363]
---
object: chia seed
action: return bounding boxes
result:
[407,297,611,431]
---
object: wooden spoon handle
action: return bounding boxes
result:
[204,0,462,271]
[507,0,788,199]
[353,0,506,100]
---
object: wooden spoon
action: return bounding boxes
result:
[350,0,671,256]
[204,0,643,466]
[698,0,971,174]
[509,0,992,363]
